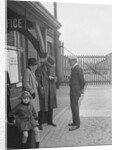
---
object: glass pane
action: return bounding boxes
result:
[47,41,53,56]
[7,31,16,46]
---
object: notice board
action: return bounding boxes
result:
[7,50,19,84]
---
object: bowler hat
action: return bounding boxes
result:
[28,58,37,66]
[46,55,55,67]
[40,53,55,68]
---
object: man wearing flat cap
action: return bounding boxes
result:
[22,58,40,118]
[68,56,85,131]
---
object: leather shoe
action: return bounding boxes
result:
[68,123,74,126]
[48,123,56,127]
[69,125,79,131]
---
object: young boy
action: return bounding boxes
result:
[9,91,40,149]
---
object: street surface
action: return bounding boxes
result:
[54,84,112,117]
[40,85,112,148]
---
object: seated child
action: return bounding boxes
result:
[9,91,40,149]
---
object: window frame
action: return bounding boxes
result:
[7,30,26,84]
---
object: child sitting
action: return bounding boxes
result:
[9,91,40,149]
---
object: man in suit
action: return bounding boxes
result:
[68,56,85,131]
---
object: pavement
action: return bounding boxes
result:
[39,85,112,148]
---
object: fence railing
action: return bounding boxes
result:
[63,54,112,85]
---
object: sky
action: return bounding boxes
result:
[41,1,112,56]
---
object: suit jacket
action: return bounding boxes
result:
[22,67,40,112]
[69,65,85,98]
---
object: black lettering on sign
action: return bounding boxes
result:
[7,18,24,30]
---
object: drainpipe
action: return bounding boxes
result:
[53,2,59,89]
[54,2,57,19]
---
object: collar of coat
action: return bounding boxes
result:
[72,62,78,70]
[27,66,32,71]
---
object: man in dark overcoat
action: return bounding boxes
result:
[47,66,57,126]
[68,56,85,131]
[35,54,57,127]
[35,63,49,129]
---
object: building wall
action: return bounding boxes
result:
[7,1,62,105]
[28,40,38,59]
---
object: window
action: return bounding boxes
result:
[18,33,26,80]
[7,31,26,83]
[7,31,16,47]
[47,41,53,56]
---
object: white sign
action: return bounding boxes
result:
[7,50,19,84]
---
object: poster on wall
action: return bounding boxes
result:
[7,50,19,84]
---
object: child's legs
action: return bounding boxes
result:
[33,126,40,142]
[22,131,28,144]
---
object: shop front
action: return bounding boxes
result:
[7,1,61,148]
[7,1,61,102]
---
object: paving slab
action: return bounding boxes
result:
[40,85,112,148]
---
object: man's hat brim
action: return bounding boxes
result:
[40,54,56,68]
[46,56,56,67]
[68,55,78,61]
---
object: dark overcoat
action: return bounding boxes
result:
[35,65,49,111]
[48,68,57,109]
[9,102,38,132]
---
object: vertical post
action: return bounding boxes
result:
[54,30,60,89]
[91,55,93,85]
[61,42,64,83]
[93,55,95,85]
[84,56,87,83]
[89,55,91,85]
[54,2,57,19]
[53,2,59,88]
[96,56,98,84]
[24,9,28,66]
[94,56,96,84]
[101,55,103,84]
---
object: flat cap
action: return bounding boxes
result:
[68,55,78,61]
